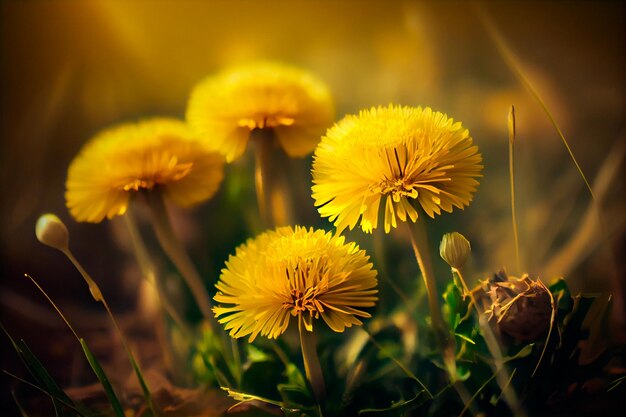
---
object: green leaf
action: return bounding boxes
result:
[241,361,283,400]
[79,338,125,417]
[1,324,83,417]
[502,343,534,363]
[127,353,156,416]
[284,363,307,389]
[246,344,274,363]
[277,384,314,409]
[221,387,283,410]
[15,340,74,406]
[358,390,428,416]
[455,333,476,345]
[549,278,573,313]
[281,408,316,417]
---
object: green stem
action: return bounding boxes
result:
[406,219,463,405]
[298,320,326,407]
[123,212,190,337]
[144,190,217,329]
[405,220,447,342]
[251,128,295,228]
[61,249,158,416]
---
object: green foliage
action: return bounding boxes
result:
[80,338,125,417]
[1,323,88,417]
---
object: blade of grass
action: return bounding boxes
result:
[11,390,30,417]
[21,276,125,417]
[459,368,500,417]
[4,371,89,417]
[16,340,76,413]
[475,2,595,201]
[29,264,158,416]
[1,323,79,417]
[492,368,517,406]
[508,106,522,273]
[361,328,432,399]
[79,338,125,417]
[531,282,556,377]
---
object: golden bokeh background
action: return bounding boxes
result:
[0,0,624,409]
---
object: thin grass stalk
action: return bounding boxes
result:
[5,371,89,417]
[474,2,595,201]
[57,253,158,416]
[23,275,126,417]
[508,106,522,273]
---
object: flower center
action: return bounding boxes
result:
[379,176,419,200]
[238,114,295,130]
[119,159,193,192]
[281,259,329,320]
[287,289,318,316]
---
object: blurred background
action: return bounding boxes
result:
[0,0,624,412]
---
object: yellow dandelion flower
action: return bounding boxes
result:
[213,226,378,342]
[312,105,483,234]
[66,118,225,223]
[186,61,334,162]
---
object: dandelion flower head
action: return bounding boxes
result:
[213,226,378,342]
[312,105,483,234]
[66,118,225,223]
[186,61,334,162]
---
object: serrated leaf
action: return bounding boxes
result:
[79,338,125,417]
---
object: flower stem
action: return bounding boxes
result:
[144,190,217,329]
[251,128,294,228]
[298,320,326,408]
[59,250,158,416]
[123,211,190,337]
[406,219,446,341]
[406,219,458,381]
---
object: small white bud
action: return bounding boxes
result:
[36,214,69,251]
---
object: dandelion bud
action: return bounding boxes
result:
[440,232,471,269]
[36,214,69,251]
[483,272,552,342]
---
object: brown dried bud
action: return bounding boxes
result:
[482,271,553,342]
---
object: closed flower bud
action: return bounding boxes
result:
[440,232,471,269]
[482,271,552,342]
[36,214,69,251]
